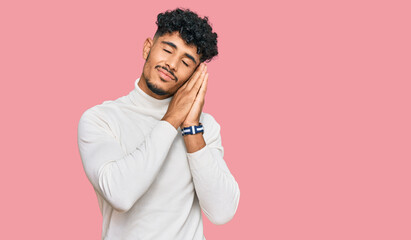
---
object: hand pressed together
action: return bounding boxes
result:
[162,63,209,129]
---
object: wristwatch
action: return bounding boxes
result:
[181,123,204,136]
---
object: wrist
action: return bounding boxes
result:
[162,115,181,129]
[181,121,200,128]
[181,123,203,136]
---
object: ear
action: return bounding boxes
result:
[143,38,153,60]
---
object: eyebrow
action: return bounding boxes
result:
[161,41,197,65]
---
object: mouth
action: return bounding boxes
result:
[156,67,176,82]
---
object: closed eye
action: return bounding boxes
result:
[163,49,171,53]
[182,60,189,67]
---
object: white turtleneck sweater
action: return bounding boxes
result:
[77,79,240,240]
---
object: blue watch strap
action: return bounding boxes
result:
[181,123,204,136]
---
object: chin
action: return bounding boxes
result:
[145,77,170,96]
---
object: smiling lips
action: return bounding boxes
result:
[157,67,175,82]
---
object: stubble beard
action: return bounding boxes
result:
[144,74,169,96]
[143,51,169,96]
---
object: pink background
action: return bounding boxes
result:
[1,0,410,239]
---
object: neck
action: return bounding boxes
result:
[129,78,172,119]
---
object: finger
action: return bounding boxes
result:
[177,76,191,92]
[196,72,208,100]
[191,66,207,93]
[178,65,204,92]
[186,63,204,90]
[186,63,206,90]
[189,73,208,116]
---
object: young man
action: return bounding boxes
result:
[78,8,240,239]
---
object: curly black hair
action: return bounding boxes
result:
[154,8,218,63]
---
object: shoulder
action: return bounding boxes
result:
[79,94,131,122]
[79,101,113,124]
[78,96,129,134]
[78,104,112,139]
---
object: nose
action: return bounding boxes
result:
[165,55,178,72]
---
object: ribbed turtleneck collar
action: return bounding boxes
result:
[128,78,172,117]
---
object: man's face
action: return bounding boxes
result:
[140,32,201,99]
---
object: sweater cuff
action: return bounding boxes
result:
[157,120,178,136]
[186,146,215,170]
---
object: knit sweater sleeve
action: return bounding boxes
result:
[186,114,240,225]
[77,108,177,213]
